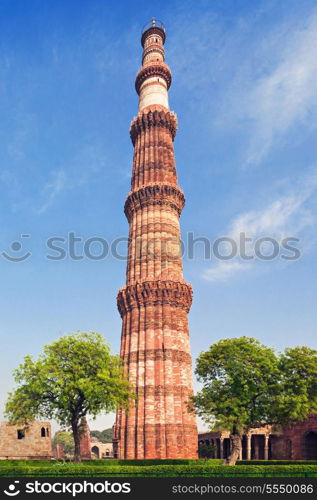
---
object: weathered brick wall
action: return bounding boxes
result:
[54,443,64,459]
[0,421,52,459]
[277,414,317,460]
[79,417,91,459]
[270,435,292,459]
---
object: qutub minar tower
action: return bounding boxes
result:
[113,19,198,459]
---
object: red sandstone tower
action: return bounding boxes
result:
[113,19,198,459]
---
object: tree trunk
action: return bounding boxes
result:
[223,434,241,466]
[71,419,81,463]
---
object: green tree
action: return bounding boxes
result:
[192,337,317,465]
[5,331,134,462]
[277,346,317,424]
[53,431,74,457]
[90,428,113,443]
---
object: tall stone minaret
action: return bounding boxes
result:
[113,19,198,459]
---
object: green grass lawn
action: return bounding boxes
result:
[0,460,317,477]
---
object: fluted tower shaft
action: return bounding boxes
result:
[113,20,198,459]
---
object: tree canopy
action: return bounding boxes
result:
[5,331,134,461]
[192,336,317,465]
[90,428,113,443]
[277,346,317,425]
[53,431,74,457]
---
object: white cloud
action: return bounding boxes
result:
[245,12,317,164]
[204,260,251,282]
[218,10,317,166]
[203,169,317,282]
[36,170,67,214]
[169,6,317,166]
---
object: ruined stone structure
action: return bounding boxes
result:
[0,421,52,460]
[198,415,317,460]
[199,427,271,461]
[53,418,92,460]
[79,420,112,459]
[78,417,92,459]
[113,19,198,459]
[91,438,113,459]
[54,443,64,460]
[271,414,317,460]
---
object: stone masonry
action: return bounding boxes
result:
[78,417,92,459]
[272,414,317,460]
[113,19,198,459]
[0,421,52,460]
[198,414,317,460]
[91,438,113,459]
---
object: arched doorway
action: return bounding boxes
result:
[305,431,317,459]
[91,446,100,459]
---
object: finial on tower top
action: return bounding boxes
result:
[141,18,166,47]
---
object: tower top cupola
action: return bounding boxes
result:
[141,18,166,47]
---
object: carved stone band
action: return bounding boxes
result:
[117,280,193,317]
[123,349,192,365]
[135,385,193,397]
[142,45,165,64]
[113,423,197,441]
[124,183,185,221]
[135,62,172,95]
[130,107,177,145]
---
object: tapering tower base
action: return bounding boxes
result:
[113,280,197,459]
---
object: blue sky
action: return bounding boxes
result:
[1,0,317,432]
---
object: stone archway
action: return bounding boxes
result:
[91,445,100,459]
[305,431,317,460]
